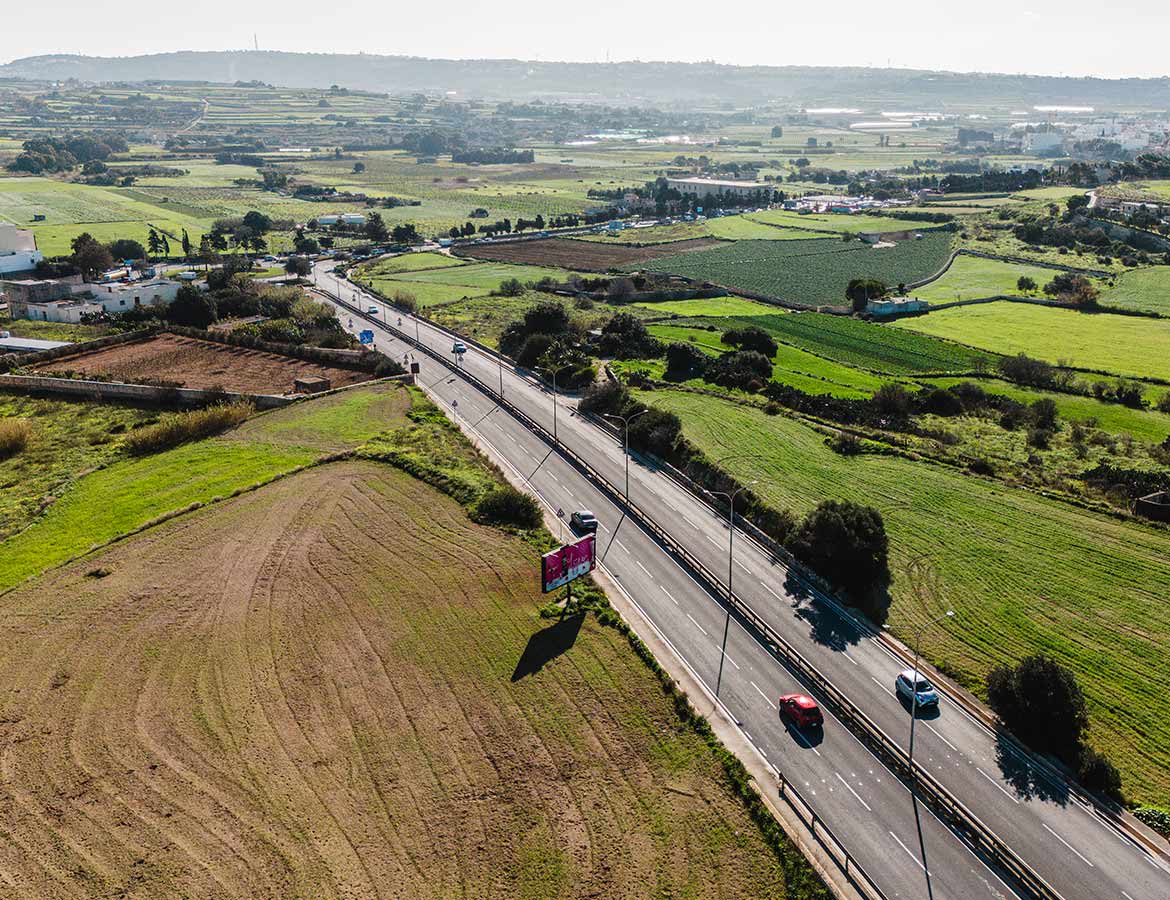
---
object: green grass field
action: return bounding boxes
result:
[913,255,1074,302]
[647,323,883,397]
[354,251,469,276]
[747,209,947,235]
[896,302,1170,381]
[919,377,1170,443]
[0,383,410,594]
[706,216,826,241]
[637,388,1170,806]
[639,234,954,306]
[696,311,992,374]
[0,317,110,343]
[1099,267,1170,316]
[634,296,785,317]
[355,257,580,309]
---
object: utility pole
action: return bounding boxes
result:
[602,410,648,504]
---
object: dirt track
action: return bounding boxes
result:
[0,461,796,899]
[33,333,372,395]
[455,237,723,271]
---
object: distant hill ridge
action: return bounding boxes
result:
[3,51,1169,108]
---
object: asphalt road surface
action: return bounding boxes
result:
[313,263,1170,900]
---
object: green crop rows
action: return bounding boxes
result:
[637,233,954,305]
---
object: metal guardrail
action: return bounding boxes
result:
[321,282,1064,900]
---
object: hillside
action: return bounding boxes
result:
[4,51,1170,107]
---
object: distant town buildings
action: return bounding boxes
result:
[0,275,190,323]
[665,177,771,200]
[0,224,44,275]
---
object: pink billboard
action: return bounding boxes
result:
[541,534,597,593]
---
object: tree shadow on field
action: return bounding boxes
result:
[783,570,863,653]
[994,731,1070,805]
[511,613,585,682]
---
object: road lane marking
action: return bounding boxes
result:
[635,561,653,578]
[705,534,721,547]
[976,767,1020,804]
[870,676,896,697]
[721,651,740,670]
[684,516,702,529]
[759,581,784,601]
[1042,824,1094,867]
[842,652,858,666]
[750,681,776,709]
[660,586,678,605]
[614,539,628,553]
[686,613,708,636]
[734,559,751,573]
[835,772,872,811]
[923,722,959,752]
[1121,891,1134,900]
[888,831,926,872]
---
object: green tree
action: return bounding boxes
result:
[986,655,1089,763]
[165,285,216,329]
[353,161,366,174]
[147,228,164,258]
[284,256,312,277]
[365,212,390,242]
[786,500,891,621]
[108,239,146,262]
[846,278,888,312]
[181,229,192,259]
[70,232,114,280]
[242,210,272,233]
[1017,276,1037,293]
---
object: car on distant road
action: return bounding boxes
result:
[569,510,598,533]
[452,341,468,355]
[367,305,379,315]
[778,694,823,729]
[895,669,939,709]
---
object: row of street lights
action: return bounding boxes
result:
[338,265,956,778]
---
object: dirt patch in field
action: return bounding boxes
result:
[0,460,806,899]
[455,236,725,271]
[32,333,372,396]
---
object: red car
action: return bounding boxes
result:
[778,693,824,729]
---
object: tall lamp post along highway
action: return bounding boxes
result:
[898,609,955,776]
[601,409,648,504]
[702,477,759,697]
[539,367,559,444]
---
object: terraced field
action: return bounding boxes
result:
[638,388,1170,806]
[639,234,955,305]
[896,301,1170,381]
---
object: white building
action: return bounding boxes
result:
[315,213,367,227]
[87,279,183,313]
[1023,129,1064,154]
[665,177,770,200]
[0,224,44,275]
[13,298,103,324]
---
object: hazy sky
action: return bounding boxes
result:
[5,0,1170,79]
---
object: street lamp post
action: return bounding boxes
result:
[703,478,758,697]
[898,609,955,776]
[601,410,648,504]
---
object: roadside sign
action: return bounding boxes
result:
[541,534,596,593]
[359,329,374,345]
[410,362,420,374]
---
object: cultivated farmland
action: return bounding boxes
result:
[698,312,994,374]
[455,236,724,270]
[636,388,1170,806]
[33,333,374,394]
[638,234,955,305]
[0,433,824,898]
[895,301,1170,381]
[1099,266,1170,316]
[912,255,1075,302]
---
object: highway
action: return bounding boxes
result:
[313,263,1170,900]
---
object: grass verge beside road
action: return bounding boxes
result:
[636,387,1170,807]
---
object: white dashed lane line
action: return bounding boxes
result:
[870,676,896,698]
[660,586,679,605]
[750,681,777,709]
[705,534,721,547]
[835,772,872,812]
[760,581,784,602]
[889,831,926,872]
[721,651,740,670]
[977,768,1020,804]
[1043,823,1094,867]
[924,721,960,752]
[734,558,751,573]
[635,561,653,578]
[686,613,708,636]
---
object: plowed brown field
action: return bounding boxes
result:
[33,333,372,395]
[455,237,724,271]
[0,460,813,899]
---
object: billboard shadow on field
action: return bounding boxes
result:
[512,613,585,682]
